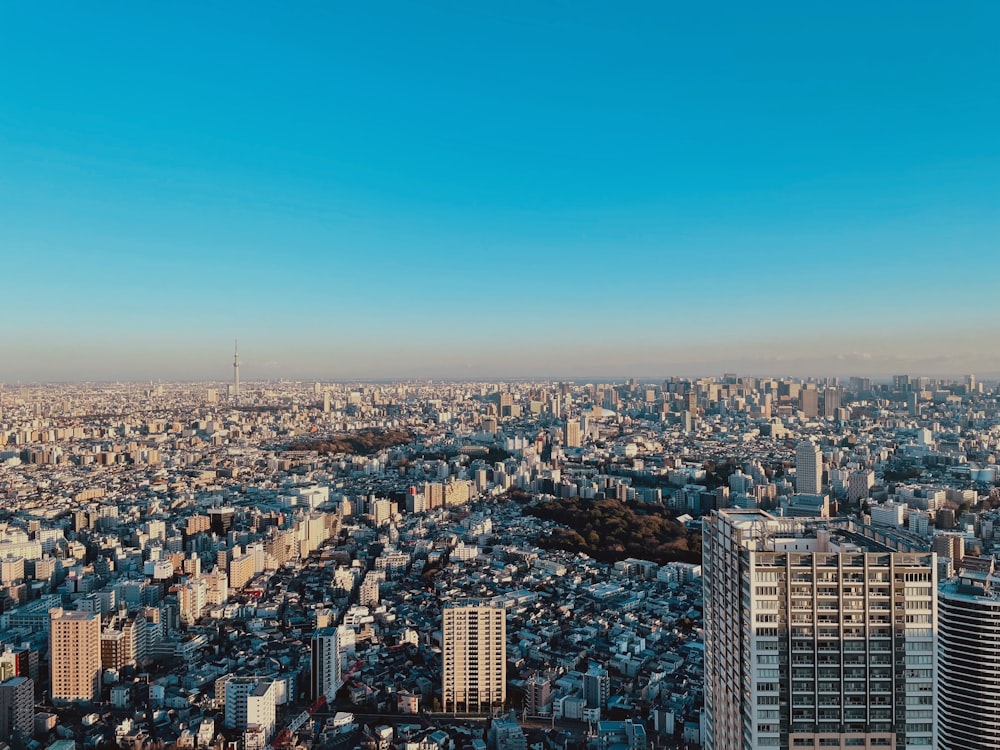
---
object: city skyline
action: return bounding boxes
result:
[3,3,999,379]
[2,339,999,384]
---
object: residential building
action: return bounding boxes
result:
[311,627,341,702]
[702,509,936,750]
[50,608,101,702]
[0,676,33,738]
[938,558,1000,750]
[442,601,506,713]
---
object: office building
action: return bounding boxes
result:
[938,558,1000,750]
[311,627,341,702]
[442,601,506,713]
[822,387,841,418]
[795,440,822,495]
[209,506,235,537]
[702,509,936,750]
[800,385,819,418]
[846,469,874,504]
[50,608,102,702]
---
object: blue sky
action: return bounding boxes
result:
[2,2,998,381]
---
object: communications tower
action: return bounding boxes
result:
[233,339,240,406]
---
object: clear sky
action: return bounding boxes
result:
[2,2,999,382]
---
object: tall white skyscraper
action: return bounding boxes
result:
[795,440,823,495]
[702,509,936,750]
[442,601,506,713]
[938,558,1000,750]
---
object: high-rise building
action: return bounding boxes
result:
[583,665,609,714]
[229,552,256,590]
[938,558,1000,750]
[311,627,341,702]
[498,392,514,419]
[800,385,819,418]
[220,676,277,739]
[178,576,208,625]
[822,387,841,418]
[564,419,581,448]
[795,440,822,495]
[702,509,936,750]
[442,601,506,713]
[50,608,102,702]
[0,676,33,739]
[208,507,235,537]
[846,469,874,505]
[932,533,964,573]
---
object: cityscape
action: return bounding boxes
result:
[3,4,1000,750]
[1,371,1000,750]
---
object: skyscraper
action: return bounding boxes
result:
[311,627,341,702]
[564,419,581,448]
[822,387,841,418]
[938,558,1000,750]
[50,608,102,702]
[441,601,506,713]
[800,385,819,418]
[795,440,822,495]
[702,509,936,750]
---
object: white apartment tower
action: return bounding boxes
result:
[442,601,506,713]
[221,676,276,738]
[703,509,936,750]
[795,440,823,495]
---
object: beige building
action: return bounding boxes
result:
[703,509,936,750]
[442,601,506,713]
[50,608,101,702]
[564,419,581,448]
[229,552,256,590]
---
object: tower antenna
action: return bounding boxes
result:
[233,339,240,407]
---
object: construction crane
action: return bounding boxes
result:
[271,695,326,748]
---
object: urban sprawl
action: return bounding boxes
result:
[0,374,996,750]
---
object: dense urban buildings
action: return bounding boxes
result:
[1,373,1000,749]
